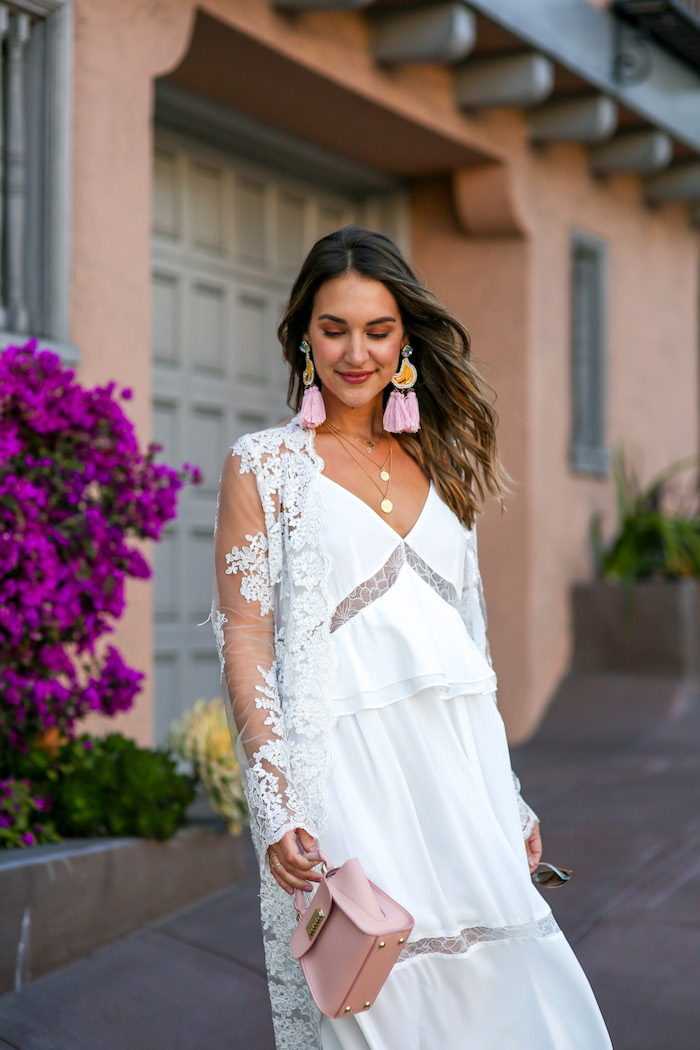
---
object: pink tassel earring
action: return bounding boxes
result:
[384,344,420,433]
[299,339,326,428]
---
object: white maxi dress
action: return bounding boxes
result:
[313,476,612,1050]
[214,423,612,1050]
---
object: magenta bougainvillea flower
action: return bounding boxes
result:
[0,339,201,750]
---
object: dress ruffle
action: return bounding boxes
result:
[328,569,497,715]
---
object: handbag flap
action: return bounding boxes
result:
[325,858,386,925]
[291,858,415,960]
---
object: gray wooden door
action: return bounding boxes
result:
[151,129,407,741]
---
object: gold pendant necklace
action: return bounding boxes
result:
[325,422,382,457]
[324,424,394,514]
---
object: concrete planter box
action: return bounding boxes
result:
[572,579,700,677]
[0,822,245,995]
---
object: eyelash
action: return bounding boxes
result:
[322,331,390,340]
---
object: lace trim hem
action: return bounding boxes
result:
[398,913,560,963]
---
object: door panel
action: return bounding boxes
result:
[151,129,407,741]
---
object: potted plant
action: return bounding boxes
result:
[573,449,700,677]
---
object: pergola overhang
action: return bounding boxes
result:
[268,0,700,225]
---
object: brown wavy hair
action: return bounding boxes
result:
[278,225,510,528]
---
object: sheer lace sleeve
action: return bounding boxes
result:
[462,523,539,839]
[213,450,315,851]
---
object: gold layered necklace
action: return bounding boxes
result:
[324,422,383,458]
[323,422,394,514]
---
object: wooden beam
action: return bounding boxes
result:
[455,52,554,110]
[372,2,475,66]
[644,161,700,204]
[452,164,529,238]
[529,95,618,144]
[272,0,372,10]
[589,129,673,176]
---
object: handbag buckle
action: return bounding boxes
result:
[306,907,325,939]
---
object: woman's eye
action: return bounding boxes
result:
[368,333,390,340]
[322,330,344,338]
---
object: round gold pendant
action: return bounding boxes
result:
[380,498,393,514]
[379,469,391,482]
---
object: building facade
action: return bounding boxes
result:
[9,0,700,742]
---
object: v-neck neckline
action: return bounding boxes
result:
[301,416,433,543]
[318,473,433,544]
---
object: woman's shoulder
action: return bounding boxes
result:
[230,415,309,470]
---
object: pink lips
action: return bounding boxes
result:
[338,371,374,384]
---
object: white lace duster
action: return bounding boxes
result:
[212,417,538,1050]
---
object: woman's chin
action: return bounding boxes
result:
[324,382,384,411]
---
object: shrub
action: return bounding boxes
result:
[0,339,200,756]
[13,733,196,842]
[0,777,60,849]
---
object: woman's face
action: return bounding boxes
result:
[305,272,406,412]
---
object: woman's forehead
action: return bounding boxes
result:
[312,272,399,320]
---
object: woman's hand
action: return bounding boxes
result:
[525,822,542,873]
[268,828,324,895]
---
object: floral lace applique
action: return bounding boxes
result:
[240,661,314,846]
[225,531,272,616]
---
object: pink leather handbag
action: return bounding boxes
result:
[291,853,415,1019]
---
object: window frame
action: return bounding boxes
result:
[569,227,610,477]
[0,0,75,361]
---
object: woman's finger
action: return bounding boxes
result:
[268,831,323,892]
[526,822,543,870]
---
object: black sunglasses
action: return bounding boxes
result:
[531,862,572,888]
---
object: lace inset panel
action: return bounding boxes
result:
[330,541,459,633]
[398,913,560,963]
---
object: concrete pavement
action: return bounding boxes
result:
[0,669,698,1049]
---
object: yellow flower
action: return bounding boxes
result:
[168,698,248,835]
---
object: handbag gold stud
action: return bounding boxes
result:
[378,941,385,948]
[345,1006,351,1013]
[398,937,405,944]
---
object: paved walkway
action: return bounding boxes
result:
[0,670,698,1049]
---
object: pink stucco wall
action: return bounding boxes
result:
[71,0,699,744]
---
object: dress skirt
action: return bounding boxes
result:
[312,476,612,1049]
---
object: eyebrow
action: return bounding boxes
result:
[317,314,397,325]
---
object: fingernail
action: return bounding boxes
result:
[285,887,294,895]
[304,884,313,892]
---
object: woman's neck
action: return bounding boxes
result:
[321,391,385,441]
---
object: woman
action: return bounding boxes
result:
[213,226,612,1050]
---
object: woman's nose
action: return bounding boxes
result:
[344,334,370,365]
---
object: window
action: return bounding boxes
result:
[0,1,74,360]
[569,230,609,475]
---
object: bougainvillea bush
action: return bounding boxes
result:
[0,339,200,765]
